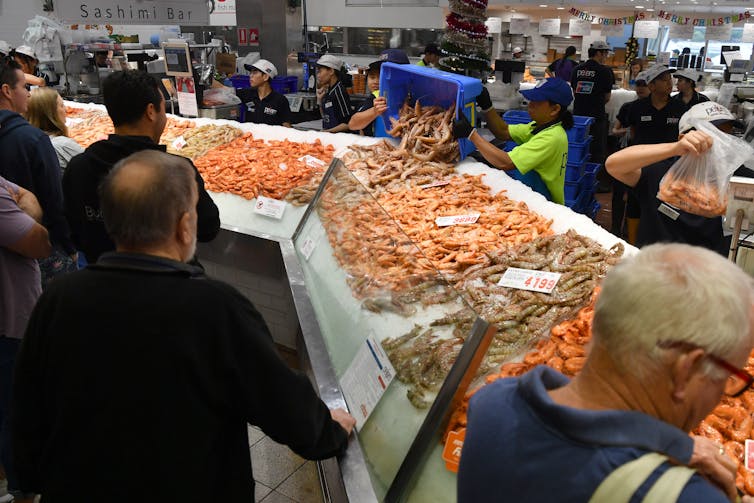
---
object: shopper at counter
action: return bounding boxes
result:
[349,49,410,136]
[455,78,573,204]
[63,70,220,263]
[571,41,614,166]
[545,45,577,82]
[459,243,754,503]
[11,46,46,88]
[25,88,84,170]
[673,68,709,110]
[315,54,352,133]
[606,102,742,254]
[625,65,686,146]
[11,150,356,502]
[237,59,292,127]
[416,43,440,68]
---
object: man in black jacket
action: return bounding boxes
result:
[63,70,220,262]
[12,150,355,502]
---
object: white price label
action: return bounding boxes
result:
[253,196,286,220]
[171,136,187,150]
[278,163,288,171]
[435,213,480,227]
[419,180,451,189]
[298,155,326,168]
[497,267,562,294]
[299,237,316,260]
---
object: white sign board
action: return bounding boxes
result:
[569,18,592,37]
[57,0,209,25]
[509,18,530,35]
[341,336,396,430]
[657,51,671,65]
[634,20,660,39]
[743,23,754,43]
[486,17,503,35]
[706,24,734,41]
[668,23,695,40]
[600,24,624,37]
[209,0,236,26]
[539,18,561,36]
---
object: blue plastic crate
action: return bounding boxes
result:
[502,110,533,125]
[582,162,600,189]
[567,115,595,143]
[229,74,251,89]
[502,140,517,152]
[565,198,578,210]
[568,136,592,166]
[564,175,582,200]
[271,76,298,94]
[378,63,483,160]
[588,200,601,219]
[565,154,590,182]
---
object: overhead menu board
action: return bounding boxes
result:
[743,24,754,42]
[568,18,591,37]
[539,18,561,36]
[486,17,503,35]
[509,18,530,35]
[600,24,624,37]
[668,23,695,40]
[634,20,660,39]
[706,24,734,41]
[57,0,209,25]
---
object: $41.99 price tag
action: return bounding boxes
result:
[498,267,562,294]
[435,212,480,227]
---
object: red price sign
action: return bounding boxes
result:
[498,267,562,294]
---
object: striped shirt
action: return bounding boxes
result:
[321,81,352,130]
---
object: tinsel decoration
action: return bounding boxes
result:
[625,37,638,65]
[440,0,490,75]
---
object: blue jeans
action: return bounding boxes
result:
[0,337,21,493]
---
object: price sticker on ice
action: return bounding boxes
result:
[253,196,286,220]
[171,136,187,150]
[419,179,451,190]
[299,237,316,261]
[498,267,562,294]
[435,212,480,227]
[298,155,326,168]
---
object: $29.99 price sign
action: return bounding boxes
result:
[497,267,562,294]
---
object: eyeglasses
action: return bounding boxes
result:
[657,340,754,397]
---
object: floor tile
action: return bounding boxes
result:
[255,481,273,502]
[248,424,265,446]
[277,462,322,503]
[251,436,306,488]
[259,489,297,503]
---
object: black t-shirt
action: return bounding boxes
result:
[570,59,615,117]
[625,97,686,146]
[236,88,291,126]
[355,94,376,136]
[633,158,726,255]
[616,100,633,128]
[671,91,710,112]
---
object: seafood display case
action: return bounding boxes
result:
[285,158,496,502]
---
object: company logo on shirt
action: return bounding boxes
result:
[264,107,278,116]
[576,70,596,78]
[667,118,679,124]
[575,81,594,94]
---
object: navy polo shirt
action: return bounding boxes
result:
[626,96,686,145]
[458,366,727,503]
[236,88,291,126]
[321,81,352,130]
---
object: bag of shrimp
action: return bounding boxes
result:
[657,119,754,218]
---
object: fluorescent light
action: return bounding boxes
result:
[646,7,654,11]
[636,5,644,8]
[557,5,565,9]
[539,4,548,6]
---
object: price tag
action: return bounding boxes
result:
[746,440,754,471]
[419,180,451,189]
[442,428,466,473]
[298,155,326,168]
[253,196,286,220]
[171,136,187,150]
[435,213,480,227]
[340,335,396,430]
[497,267,562,294]
[299,237,316,260]
[278,162,288,171]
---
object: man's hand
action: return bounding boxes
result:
[674,130,713,157]
[453,113,475,140]
[373,96,387,115]
[476,87,493,112]
[330,408,356,436]
[686,436,738,502]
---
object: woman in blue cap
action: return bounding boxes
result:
[454,78,574,204]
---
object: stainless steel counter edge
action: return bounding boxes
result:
[279,239,380,503]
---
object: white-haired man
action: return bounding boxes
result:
[459,243,754,502]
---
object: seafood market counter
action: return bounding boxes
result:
[63,100,633,502]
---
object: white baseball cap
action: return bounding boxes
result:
[642,64,674,83]
[674,68,703,83]
[512,47,523,54]
[14,45,37,60]
[590,41,611,51]
[316,54,343,71]
[0,41,10,56]
[679,101,744,134]
[244,58,278,78]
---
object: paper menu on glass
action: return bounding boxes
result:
[509,18,530,35]
[340,335,396,430]
[743,24,754,43]
[633,20,660,39]
[539,18,561,36]
[176,76,198,117]
[568,18,591,37]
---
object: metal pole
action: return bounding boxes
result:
[729,208,745,262]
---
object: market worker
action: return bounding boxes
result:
[0,41,10,58]
[454,78,572,204]
[459,242,754,503]
[315,54,352,133]
[11,150,356,502]
[673,68,709,110]
[606,101,743,255]
[624,64,686,146]
[416,43,440,67]
[63,70,220,263]
[570,40,614,166]
[0,175,50,503]
[236,59,292,127]
[545,45,577,82]
[512,47,524,59]
[11,46,46,88]
[348,48,409,136]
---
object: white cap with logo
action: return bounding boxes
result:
[674,68,703,83]
[679,101,744,134]
[14,45,37,60]
[244,58,278,78]
[316,54,344,71]
[642,64,674,84]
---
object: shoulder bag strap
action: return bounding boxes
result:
[588,452,668,503]
[641,465,696,503]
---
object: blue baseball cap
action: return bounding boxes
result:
[369,48,410,72]
[519,78,574,107]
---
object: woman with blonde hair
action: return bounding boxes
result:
[25,88,83,170]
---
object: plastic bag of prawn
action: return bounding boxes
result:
[657,119,754,218]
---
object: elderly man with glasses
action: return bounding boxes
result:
[459,243,754,503]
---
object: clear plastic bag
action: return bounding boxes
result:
[657,119,754,218]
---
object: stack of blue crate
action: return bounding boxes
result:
[500,111,599,219]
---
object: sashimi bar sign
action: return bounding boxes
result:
[57,0,209,25]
